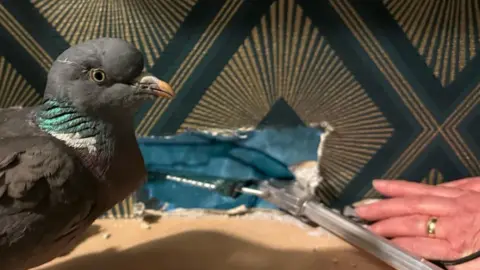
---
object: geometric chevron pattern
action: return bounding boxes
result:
[384,0,480,87]
[180,0,394,200]
[421,169,445,186]
[327,0,480,205]
[31,0,197,67]
[0,56,41,107]
[0,4,52,72]
[1,0,479,216]
[134,0,244,136]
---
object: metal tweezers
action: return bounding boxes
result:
[165,175,444,270]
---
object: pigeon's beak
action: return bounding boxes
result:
[136,74,175,99]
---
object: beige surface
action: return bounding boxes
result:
[34,213,391,270]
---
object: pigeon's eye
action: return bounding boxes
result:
[89,69,106,83]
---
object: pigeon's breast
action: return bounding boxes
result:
[103,132,147,209]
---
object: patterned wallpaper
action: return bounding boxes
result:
[0,0,478,216]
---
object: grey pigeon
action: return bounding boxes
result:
[0,38,174,270]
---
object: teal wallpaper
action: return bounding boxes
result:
[0,0,478,216]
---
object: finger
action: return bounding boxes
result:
[373,180,465,198]
[368,215,449,239]
[391,237,461,260]
[355,196,459,220]
[439,177,480,191]
[439,178,472,187]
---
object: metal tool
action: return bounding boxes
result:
[164,175,444,270]
[256,179,445,270]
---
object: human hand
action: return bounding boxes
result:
[439,177,480,192]
[355,177,480,270]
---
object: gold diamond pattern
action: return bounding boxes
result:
[181,0,394,198]
[134,0,243,136]
[31,0,197,67]
[421,168,444,185]
[384,0,480,86]
[0,57,41,108]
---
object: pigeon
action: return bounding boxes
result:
[0,38,174,270]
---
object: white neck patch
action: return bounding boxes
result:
[50,132,98,153]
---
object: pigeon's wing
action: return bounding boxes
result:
[0,135,99,268]
[0,107,45,136]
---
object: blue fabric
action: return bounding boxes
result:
[137,127,322,210]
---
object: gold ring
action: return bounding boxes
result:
[427,217,437,237]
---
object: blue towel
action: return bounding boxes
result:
[137,126,322,210]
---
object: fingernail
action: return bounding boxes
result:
[354,206,367,216]
[372,179,387,188]
[353,198,381,207]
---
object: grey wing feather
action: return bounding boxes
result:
[0,135,99,269]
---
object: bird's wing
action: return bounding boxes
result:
[0,106,43,137]
[0,135,99,267]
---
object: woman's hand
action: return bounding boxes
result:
[355,177,480,270]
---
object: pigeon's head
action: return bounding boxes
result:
[44,38,174,119]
